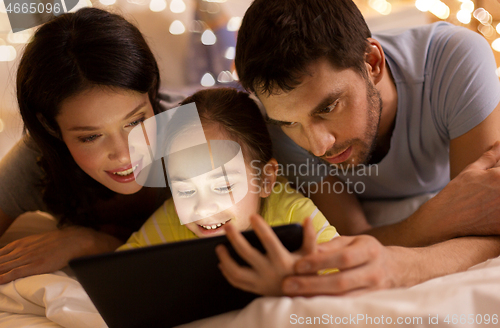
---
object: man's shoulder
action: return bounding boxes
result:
[374,22,464,44]
[374,22,483,84]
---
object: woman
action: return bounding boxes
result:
[0,8,181,284]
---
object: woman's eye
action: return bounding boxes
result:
[282,122,298,128]
[177,190,196,198]
[214,184,234,193]
[127,116,146,128]
[79,134,101,143]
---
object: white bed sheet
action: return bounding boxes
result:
[181,256,500,328]
[0,211,499,328]
[0,256,498,328]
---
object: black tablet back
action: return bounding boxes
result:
[69,224,303,328]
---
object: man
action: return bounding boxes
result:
[218,0,500,296]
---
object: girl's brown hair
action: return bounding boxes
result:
[179,88,273,167]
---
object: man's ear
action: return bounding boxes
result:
[364,38,385,85]
[36,113,60,139]
[259,158,278,198]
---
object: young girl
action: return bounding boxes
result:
[118,88,338,294]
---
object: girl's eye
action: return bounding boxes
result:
[214,184,235,194]
[177,190,196,198]
[79,134,101,143]
[127,116,146,128]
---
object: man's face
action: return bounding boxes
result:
[259,58,382,169]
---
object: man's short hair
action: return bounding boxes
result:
[235,0,372,95]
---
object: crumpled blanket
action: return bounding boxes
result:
[0,256,499,328]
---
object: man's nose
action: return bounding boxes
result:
[304,123,336,157]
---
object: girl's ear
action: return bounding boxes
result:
[259,158,278,198]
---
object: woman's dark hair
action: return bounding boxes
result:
[16,8,161,229]
[235,0,372,95]
[177,88,273,168]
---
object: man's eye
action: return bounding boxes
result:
[79,134,101,143]
[177,190,196,198]
[319,100,339,115]
[214,184,235,193]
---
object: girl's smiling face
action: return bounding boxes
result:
[168,124,276,238]
[56,87,155,195]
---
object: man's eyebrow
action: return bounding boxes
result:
[265,91,343,126]
[68,101,148,132]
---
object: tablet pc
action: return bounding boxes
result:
[69,223,303,328]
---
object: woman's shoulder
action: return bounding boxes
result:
[0,134,47,218]
[3,134,42,159]
[0,134,43,179]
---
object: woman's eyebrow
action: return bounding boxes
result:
[68,101,148,132]
[265,116,293,126]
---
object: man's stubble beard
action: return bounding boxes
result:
[321,78,383,172]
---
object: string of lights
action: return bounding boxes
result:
[0,0,499,80]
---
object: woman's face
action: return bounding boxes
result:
[56,87,155,195]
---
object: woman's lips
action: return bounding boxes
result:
[107,164,133,173]
[323,146,352,164]
[105,160,142,183]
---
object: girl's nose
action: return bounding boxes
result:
[194,194,220,219]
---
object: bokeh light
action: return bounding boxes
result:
[478,24,495,38]
[201,30,217,45]
[201,73,216,87]
[457,10,471,24]
[460,1,474,13]
[369,0,392,15]
[170,0,186,13]
[224,47,235,60]
[149,0,166,12]
[232,70,239,81]
[169,20,186,35]
[99,0,116,6]
[0,46,17,62]
[227,17,242,31]
[491,38,500,52]
[217,71,234,83]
